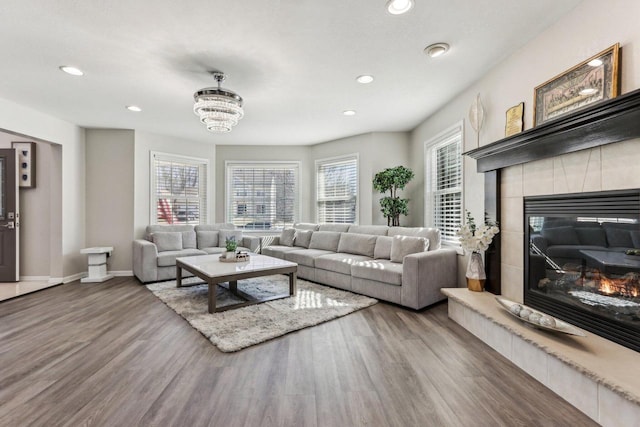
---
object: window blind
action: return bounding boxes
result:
[226,162,299,230]
[316,156,358,224]
[151,152,208,225]
[426,126,463,245]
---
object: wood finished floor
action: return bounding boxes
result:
[0,277,597,427]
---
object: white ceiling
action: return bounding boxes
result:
[0,0,581,146]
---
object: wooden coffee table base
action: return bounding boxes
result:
[176,256,297,313]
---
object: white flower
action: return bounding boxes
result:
[456,213,500,253]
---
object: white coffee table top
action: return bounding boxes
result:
[176,253,296,279]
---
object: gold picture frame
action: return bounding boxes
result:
[533,43,620,126]
[505,102,524,137]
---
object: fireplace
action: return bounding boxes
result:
[525,189,640,352]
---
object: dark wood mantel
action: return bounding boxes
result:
[464,88,640,295]
[465,87,640,172]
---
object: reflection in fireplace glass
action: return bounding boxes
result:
[528,216,640,327]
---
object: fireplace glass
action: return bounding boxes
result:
[525,190,640,352]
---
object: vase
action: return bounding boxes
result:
[466,251,486,292]
[225,251,236,260]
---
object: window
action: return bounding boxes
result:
[425,123,463,245]
[151,151,208,225]
[316,155,358,224]
[226,162,300,231]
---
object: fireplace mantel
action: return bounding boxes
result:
[466,88,640,173]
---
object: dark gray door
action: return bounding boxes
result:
[0,149,18,281]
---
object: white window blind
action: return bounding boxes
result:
[226,162,299,230]
[316,155,358,224]
[425,124,463,245]
[151,152,208,225]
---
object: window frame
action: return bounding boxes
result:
[149,151,210,225]
[315,153,359,224]
[224,160,301,232]
[424,121,464,247]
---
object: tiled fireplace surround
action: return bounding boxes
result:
[446,91,640,426]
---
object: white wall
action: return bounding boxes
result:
[86,129,135,273]
[0,97,84,281]
[133,131,216,238]
[410,0,640,289]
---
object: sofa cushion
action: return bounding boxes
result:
[541,226,579,246]
[146,224,195,241]
[295,230,314,248]
[294,223,319,231]
[309,231,342,252]
[604,226,633,248]
[152,232,183,252]
[631,231,640,249]
[390,235,429,263]
[262,245,303,259]
[285,249,334,267]
[157,249,206,267]
[280,228,296,246]
[575,227,607,247]
[388,227,440,251]
[182,231,197,249]
[318,224,351,232]
[351,259,403,286]
[218,230,243,248]
[315,253,372,275]
[348,225,389,236]
[197,230,219,248]
[337,233,377,257]
[374,236,393,259]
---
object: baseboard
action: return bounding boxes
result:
[19,275,49,282]
[63,272,85,283]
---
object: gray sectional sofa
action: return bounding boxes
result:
[132,223,260,283]
[262,223,458,310]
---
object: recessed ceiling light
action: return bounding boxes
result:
[588,59,603,67]
[126,105,142,112]
[386,0,414,15]
[356,75,374,84]
[343,110,356,116]
[424,43,450,58]
[59,66,84,76]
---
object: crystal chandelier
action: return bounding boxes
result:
[193,71,244,133]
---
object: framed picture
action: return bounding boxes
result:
[533,43,620,126]
[505,102,524,137]
[11,141,36,188]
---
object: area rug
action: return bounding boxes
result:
[146,276,377,352]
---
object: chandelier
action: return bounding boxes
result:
[193,71,244,133]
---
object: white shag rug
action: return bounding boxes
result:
[146,275,377,352]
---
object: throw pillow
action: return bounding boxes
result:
[152,232,183,252]
[218,230,243,248]
[309,231,342,252]
[390,235,429,263]
[374,236,393,259]
[295,230,313,248]
[337,233,377,257]
[197,230,219,249]
[182,230,197,249]
[280,228,296,247]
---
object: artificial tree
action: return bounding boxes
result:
[372,165,414,226]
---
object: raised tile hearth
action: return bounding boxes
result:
[442,288,640,427]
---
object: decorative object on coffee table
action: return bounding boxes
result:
[533,43,620,126]
[224,236,238,260]
[456,211,500,292]
[372,165,414,226]
[11,141,36,188]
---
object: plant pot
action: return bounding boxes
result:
[466,251,486,292]
[225,251,236,260]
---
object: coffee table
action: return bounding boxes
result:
[175,254,297,313]
[580,249,640,275]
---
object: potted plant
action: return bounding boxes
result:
[372,166,415,226]
[456,211,500,292]
[225,236,238,259]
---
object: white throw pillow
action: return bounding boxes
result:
[197,230,219,248]
[152,232,183,252]
[295,230,313,248]
[390,235,429,263]
[280,228,296,247]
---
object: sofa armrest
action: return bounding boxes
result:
[132,239,159,283]
[401,248,458,309]
[241,236,262,253]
